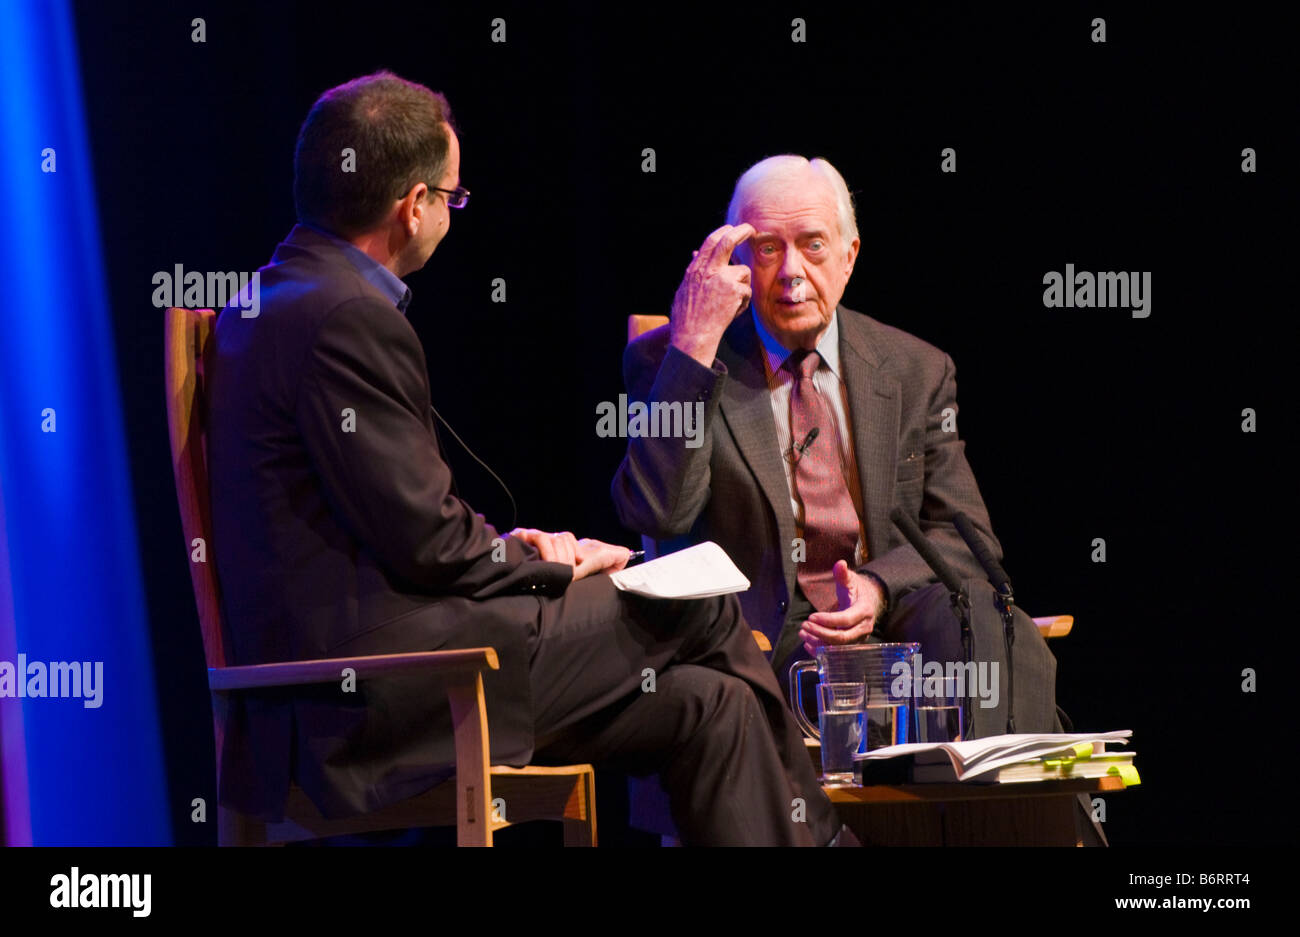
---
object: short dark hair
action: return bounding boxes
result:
[293,71,455,237]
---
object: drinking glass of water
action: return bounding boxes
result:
[914,675,965,743]
[817,682,866,785]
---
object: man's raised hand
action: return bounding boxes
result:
[799,560,887,656]
[669,223,756,367]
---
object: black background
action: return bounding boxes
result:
[73,1,1291,845]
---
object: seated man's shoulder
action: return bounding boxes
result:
[224,261,411,341]
[842,307,952,377]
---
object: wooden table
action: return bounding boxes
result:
[810,743,1123,846]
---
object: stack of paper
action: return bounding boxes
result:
[856,730,1137,784]
[932,750,1139,786]
[609,541,750,599]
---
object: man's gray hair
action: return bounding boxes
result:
[725,155,858,260]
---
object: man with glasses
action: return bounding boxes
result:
[207,72,847,845]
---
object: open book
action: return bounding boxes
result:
[609,541,750,600]
[855,730,1134,782]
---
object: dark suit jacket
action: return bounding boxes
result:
[612,307,1005,672]
[208,224,572,821]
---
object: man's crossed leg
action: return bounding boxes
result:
[528,576,840,846]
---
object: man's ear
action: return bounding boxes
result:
[397,182,429,237]
[844,236,861,278]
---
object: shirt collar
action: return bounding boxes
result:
[753,305,842,380]
[300,222,413,314]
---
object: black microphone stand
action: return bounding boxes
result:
[952,512,1022,736]
[950,585,974,738]
[889,508,978,739]
[993,582,1016,735]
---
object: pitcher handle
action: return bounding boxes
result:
[788,659,819,739]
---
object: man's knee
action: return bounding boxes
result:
[688,593,747,643]
[652,665,761,743]
[883,582,963,662]
[624,591,745,649]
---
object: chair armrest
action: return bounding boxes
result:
[208,647,499,691]
[1032,615,1074,639]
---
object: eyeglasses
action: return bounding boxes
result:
[428,185,470,209]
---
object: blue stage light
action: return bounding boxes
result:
[0,0,170,845]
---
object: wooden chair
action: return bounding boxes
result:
[165,306,595,846]
[625,315,1075,643]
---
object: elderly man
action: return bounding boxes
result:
[613,155,1058,734]
[207,74,846,845]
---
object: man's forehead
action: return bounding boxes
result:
[742,200,837,235]
[739,175,837,229]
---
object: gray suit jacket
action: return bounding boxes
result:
[613,307,1008,670]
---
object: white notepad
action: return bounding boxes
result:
[609,541,751,600]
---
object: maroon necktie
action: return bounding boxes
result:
[788,349,862,611]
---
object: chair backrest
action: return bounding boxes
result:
[163,307,229,670]
[627,314,669,344]
[625,316,671,561]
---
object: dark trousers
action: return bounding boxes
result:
[528,575,840,846]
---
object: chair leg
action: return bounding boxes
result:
[218,804,266,846]
[561,769,596,846]
[563,818,594,846]
[447,674,492,846]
